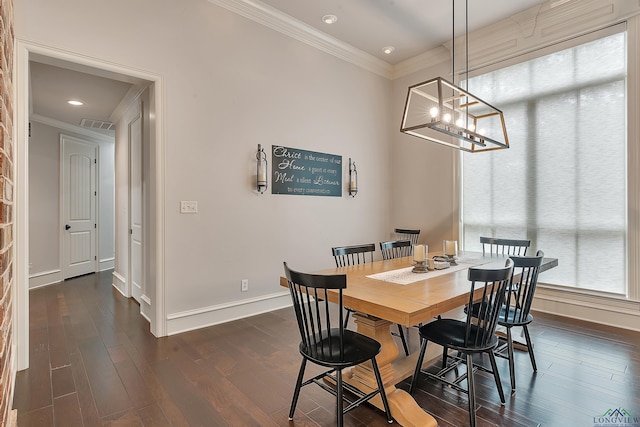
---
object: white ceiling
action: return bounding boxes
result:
[29,0,548,131]
[258,0,546,64]
[30,61,134,134]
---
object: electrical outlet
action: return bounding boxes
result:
[241,279,249,292]
[180,201,198,214]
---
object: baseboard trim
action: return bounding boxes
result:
[99,258,115,271]
[166,291,291,335]
[112,271,127,297]
[141,294,151,306]
[29,269,62,289]
[533,287,640,332]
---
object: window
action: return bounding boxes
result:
[461,30,627,295]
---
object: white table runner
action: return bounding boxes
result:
[365,257,490,285]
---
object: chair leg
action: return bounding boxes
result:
[336,368,343,427]
[466,353,477,427]
[371,356,393,423]
[487,351,506,404]
[522,325,537,372]
[409,338,428,394]
[441,345,448,369]
[397,324,410,356]
[289,358,307,420]
[506,327,516,391]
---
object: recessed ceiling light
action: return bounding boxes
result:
[322,14,337,24]
[382,46,395,55]
[67,100,84,106]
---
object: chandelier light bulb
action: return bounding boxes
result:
[443,113,452,123]
[429,107,439,118]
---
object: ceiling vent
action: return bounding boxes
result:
[80,118,115,131]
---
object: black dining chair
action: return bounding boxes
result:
[379,239,413,260]
[378,239,413,356]
[478,250,544,392]
[332,243,375,268]
[409,259,514,427]
[394,228,420,245]
[480,236,530,256]
[283,263,393,426]
[331,243,376,327]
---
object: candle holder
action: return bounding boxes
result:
[412,260,428,273]
[442,240,458,265]
[256,144,268,194]
[412,244,428,273]
[348,158,358,197]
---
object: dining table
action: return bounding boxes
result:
[280,251,558,427]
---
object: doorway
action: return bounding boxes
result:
[60,134,98,280]
[15,40,167,370]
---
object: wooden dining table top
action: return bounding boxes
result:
[280,251,558,328]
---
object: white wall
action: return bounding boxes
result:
[15,0,395,333]
[28,121,60,275]
[390,47,460,251]
[28,120,115,288]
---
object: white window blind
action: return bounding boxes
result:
[461,30,627,294]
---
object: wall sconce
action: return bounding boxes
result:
[348,158,358,197]
[256,144,268,194]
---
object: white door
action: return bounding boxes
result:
[61,136,97,279]
[129,109,143,303]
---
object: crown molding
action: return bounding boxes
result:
[110,83,148,123]
[208,0,640,81]
[30,113,115,143]
[392,46,451,80]
[207,0,393,79]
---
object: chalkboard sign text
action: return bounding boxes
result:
[271,146,342,197]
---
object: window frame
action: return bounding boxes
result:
[457,22,640,302]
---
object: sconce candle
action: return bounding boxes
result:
[412,244,428,273]
[256,144,268,194]
[443,240,458,265]
[348,158,358,197]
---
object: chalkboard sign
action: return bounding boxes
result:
[271,146,342,197]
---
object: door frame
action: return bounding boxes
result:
[59,134,99,280]
[127,102,143,304]
[14,39,167,371]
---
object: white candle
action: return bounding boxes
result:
[257,163,267,185]
[444,240,457,256]
[413,244,426,262]
[350,176,357,191]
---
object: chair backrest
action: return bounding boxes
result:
[332,243,375,267]
[480,237,530,256]
[283,262,346,360]
[379,239,412,260]
[464,259,514,348]
[394,228,420,245]
[502,250,544,324]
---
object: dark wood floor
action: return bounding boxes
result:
[12,270,640,426]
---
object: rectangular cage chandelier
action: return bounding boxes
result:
[400,76,509,153]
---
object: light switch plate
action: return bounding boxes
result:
[180,200,198,213]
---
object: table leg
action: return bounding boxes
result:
[346,313,438,427]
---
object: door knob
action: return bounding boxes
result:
[65,224,71,230]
